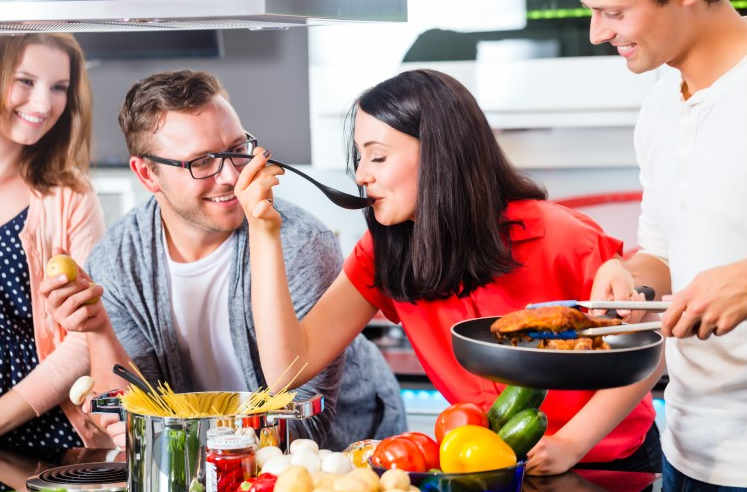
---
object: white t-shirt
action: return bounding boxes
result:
[635,55,747,486]
[163,230,247,392]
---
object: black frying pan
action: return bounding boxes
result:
[451,316,664,390]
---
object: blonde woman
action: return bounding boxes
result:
[0,34,111,449]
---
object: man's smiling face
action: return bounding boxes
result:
[147,95,248,235]
[585,0,689,74]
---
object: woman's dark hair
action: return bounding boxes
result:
[0,34,93,193]
[345,69,546,302]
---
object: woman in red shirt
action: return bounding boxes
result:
[236,69,662,475]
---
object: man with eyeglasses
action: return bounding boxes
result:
[46,69,406,449]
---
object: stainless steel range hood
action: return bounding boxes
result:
[0,0,407,33]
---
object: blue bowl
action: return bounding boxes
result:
[370,459,526,492]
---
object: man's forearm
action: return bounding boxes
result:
[623,253,672,300]
[86,323,133,394]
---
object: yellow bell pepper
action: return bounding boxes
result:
[439,425,517,474]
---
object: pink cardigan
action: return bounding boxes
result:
[16,185,114,448]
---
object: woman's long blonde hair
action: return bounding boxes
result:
[0,33,93,193]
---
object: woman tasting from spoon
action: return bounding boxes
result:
[235,69,663,476]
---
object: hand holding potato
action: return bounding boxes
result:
[39,248,107,333]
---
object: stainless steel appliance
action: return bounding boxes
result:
[0,0,407,33]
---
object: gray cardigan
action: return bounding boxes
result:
[86,197,405,449]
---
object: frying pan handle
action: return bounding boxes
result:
[603,286,656,318]
[636,286,656,301]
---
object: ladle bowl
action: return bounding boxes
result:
[268,159,375,209]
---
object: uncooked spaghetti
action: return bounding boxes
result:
[120,362,301,418]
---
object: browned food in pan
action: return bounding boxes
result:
[490,305,622,334]
[536,336,611,351]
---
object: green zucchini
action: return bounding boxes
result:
[487,386,548,432]
[498,408,548,458]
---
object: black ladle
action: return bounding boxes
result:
[113,363,156,397]
[267,159,375,210]
[222,152,374,209]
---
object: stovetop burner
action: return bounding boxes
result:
[26,462,126,492]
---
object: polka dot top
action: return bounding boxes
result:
[0,207,83,450]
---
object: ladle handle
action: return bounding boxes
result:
[113,364,154,396]
[268,159,326,190]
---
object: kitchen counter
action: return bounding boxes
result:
[1,446,660,492]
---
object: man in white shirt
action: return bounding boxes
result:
[584,0,747,488]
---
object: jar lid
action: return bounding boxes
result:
[207,426,235,439]
[208,435,256,450]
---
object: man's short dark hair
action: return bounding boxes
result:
[119,69,228,158]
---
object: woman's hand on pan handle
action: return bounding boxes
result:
[235,147,285,232]
[589,258,644,322]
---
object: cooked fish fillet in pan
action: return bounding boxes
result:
[490,305,622,334]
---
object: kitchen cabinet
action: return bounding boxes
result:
[309,55,673,170]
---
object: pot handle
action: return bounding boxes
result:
[90,389,126,421]
[267,393,324,420]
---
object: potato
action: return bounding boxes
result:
[275,465,314,492]
[332,475,369,492]
[380,468,410,491]
[347,468,380,492]
[311,471,336,488]
[84,281,101,305]
[46,254,79,281]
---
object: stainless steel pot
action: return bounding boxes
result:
[92,391,323,492]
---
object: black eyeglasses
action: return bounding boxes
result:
[143,132,258,180]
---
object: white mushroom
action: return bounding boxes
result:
[256,446,284,469]
[69,376,95,405]
[261,454,292,476]
[321,452,353,475]
[290,448,322,473]
[262,458,291,476]
[290,438,319,454]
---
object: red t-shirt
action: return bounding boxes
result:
[343,199,655,463]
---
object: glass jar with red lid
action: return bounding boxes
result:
[206,435,257,492]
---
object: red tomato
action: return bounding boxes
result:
[249,473,277,492]
[400,431,440,470]
[371,436,428,472]
[434,402,489,443]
